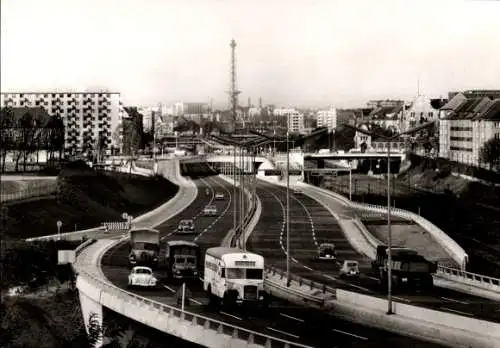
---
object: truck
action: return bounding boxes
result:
[371,245,437,292]
[128,228,160,269]
[165,240,200,280]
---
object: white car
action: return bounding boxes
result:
[339,260,360,278]
[203,205,217,216]
[128,266,157,288]
[215,192,225,200]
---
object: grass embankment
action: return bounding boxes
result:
[322,168,500,277]
[3,161,179,239]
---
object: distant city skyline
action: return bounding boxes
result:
[2,0,499,109]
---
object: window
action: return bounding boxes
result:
[246,269,263,279]
[225,268,245,279]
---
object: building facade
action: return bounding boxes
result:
[287,111,305,134]
[439,92,500,165]
[1,91,126,156]
[316,107,337,132]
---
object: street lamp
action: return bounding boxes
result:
[343,120,435,314]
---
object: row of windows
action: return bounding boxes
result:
[5,93,112,98]
[410,112,434,117]
[450,146,473,152]
[450,136,473,142]
[450,127,473,131]
[205,260,218,272]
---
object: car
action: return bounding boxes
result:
[203,205,217,216]
[214,192,225,200]
[339,260,360,278]
[316,243,336,261]
[177,219,195,233]
[128,266,157,288]
[293,187,302,194]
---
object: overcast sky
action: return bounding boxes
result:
[1,0,499,108]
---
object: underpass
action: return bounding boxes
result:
[251,181,500,324]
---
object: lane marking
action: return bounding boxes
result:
[440,297,469,305]
[332,329,368,340]
[163,285,176,293]
[302,265,313,271]
[266,327,300,339]
[393,296,411,303]
[279,313,304,322]
[323,274,374,293]
[190,298,202,305]
[194,176,233,241]
[440,307,474,317]
[365,275,378,281]
[290,194,318,248]
[220,311,243,321]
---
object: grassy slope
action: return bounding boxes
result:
[4,162,179,239]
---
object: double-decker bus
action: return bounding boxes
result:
[203,247,267,307]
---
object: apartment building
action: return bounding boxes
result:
[316,107,337,132]
[286,111,305,134]
[0,91,125,156]
[439,92,500,165]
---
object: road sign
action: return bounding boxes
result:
[122,212,129,220]
[57,220,62,228]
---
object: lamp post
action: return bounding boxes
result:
[233,145,237,231]
[342,120,435,315]
[286,130,291,287]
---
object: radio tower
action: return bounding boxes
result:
[228,39,241,127]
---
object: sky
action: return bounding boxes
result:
[1,0,499,109]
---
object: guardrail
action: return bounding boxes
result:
[76,240,312,348]
[435,265,500,292]
[1,181,57,203]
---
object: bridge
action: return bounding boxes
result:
[304,152,405,160]
[27,156,500,348]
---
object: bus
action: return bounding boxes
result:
[165,240,200,280]
[203,247,268,307]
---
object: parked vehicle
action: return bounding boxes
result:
[128,228,160,268]
[177,219,195,234]
[215,192,225,200]
[203,205,217,216]
[128,266,157,288]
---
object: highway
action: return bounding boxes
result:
[248,180,500,324]
[102,170,444,347]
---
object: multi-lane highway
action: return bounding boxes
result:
[248,180,500,324]
[101,171,444,347]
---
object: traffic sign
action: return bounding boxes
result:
[121,212,129,220]
[57,220,62,228]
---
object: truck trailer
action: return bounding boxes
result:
[165,240,200,280]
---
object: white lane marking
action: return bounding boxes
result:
[220,311,243,321]
[302,265,313,271]
[393,296,411,303]
[190,298,202,305]
[163,285,176,293]
[440,297,470,305]
[162,178,216,240]
[266,327,300,339]
[279,313,304,323]
[267,190,288,258]
[332,329,368,340]
[440,307,474,317]
[290,193,318,248]
[365,275,378,281]
[323,274,374,293]
[193,177,233,241]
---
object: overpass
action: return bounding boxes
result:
[25,156,500,348]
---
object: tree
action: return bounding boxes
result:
[45,115,65,161]
[0,108,15,172]
[479,137,500,170]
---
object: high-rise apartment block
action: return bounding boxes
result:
[0,91,126,156]
[316,107,337,132]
